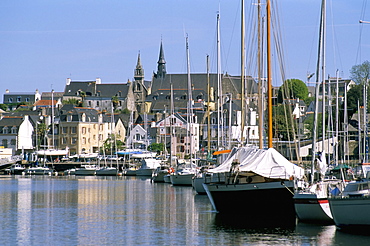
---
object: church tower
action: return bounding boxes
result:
[133,52,147,114]
[155,41,166,79]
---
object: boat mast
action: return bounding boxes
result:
[267,0,273,148]
[170,79,174,167]
[257,0,263,149]
[217,12,223,150]
[207,55,211,157]
[311,0,326,183]
[186,35,194,164]
[241,0,245,145]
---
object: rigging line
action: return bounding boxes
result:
[223,1,239,74]
[271,0,300,161]
[356,0,368,64]
[328,0,344,73]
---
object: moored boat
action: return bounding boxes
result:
[203,146,305,226]
[75,165,97,176]
[9,164,26,175]
[96,167,118,176]
[26,166,53,175]
[329,178,370,230]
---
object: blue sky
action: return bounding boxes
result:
[0,0,369,103]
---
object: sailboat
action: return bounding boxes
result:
[293,0,344,223]
[170,35,198,186]
[202,0,305,226]
[96,105,119,176]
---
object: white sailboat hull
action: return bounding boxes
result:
[294,192,333,223]
[170,174,195,186]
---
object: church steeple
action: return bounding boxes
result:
[155,41,166,79]
[134,51,144,81]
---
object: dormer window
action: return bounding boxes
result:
[67,115,72,122]
[17,96,21,102]
[3,127,8,134]
[11,127,17,134]
[8,98,13,103]
[82,113,86,122]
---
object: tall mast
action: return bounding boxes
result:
[207,55,211,157]
[170,79,174,167]
[217,12,223,149]
[241,0,245,145]
[267,0,273,148]
[257,0,263,149]
[186,35,193,163]
[311,0,326,183]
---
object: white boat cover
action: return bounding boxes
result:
[208,146,304,179]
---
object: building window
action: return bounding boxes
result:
[82,127,86,134]
[3,127,8,134]
[25,97,30,102]
[62,137,67,144]
[11,127,17,134]
[17,96,21,102]
[71,138,77,144]
[82,137,86,144]
[8,98,13,103]
[10,138,16,145]
[62,127,68,134]
[97,101,100,106]
[67,115,72,122]
[136,134,141,140]
[2,139,8,148]
[71,127,77,134]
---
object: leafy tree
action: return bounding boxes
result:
[148,143,164,154]
[277,79,308,103]
[272,104,297,141]
[0,104,8,111]
[350,60,370,85]
[103,133,124,155]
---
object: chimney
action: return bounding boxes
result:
[96,77,101,84]
[5,89,9,93]
[66,78,71,85]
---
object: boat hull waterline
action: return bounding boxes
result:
[203,180,297,225]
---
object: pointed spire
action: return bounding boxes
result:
[134,51,144,81]
[156,40,166,79]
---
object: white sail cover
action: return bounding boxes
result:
[208,146,304,179]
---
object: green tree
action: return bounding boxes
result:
[277,79,308,103]
[350,60,370,85]
[272,104,296,141]
[0,104,7,111]
[148,143,164,154]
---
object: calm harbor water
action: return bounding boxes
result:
[0,175,369,246]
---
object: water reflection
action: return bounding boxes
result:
[0,175,369,245]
